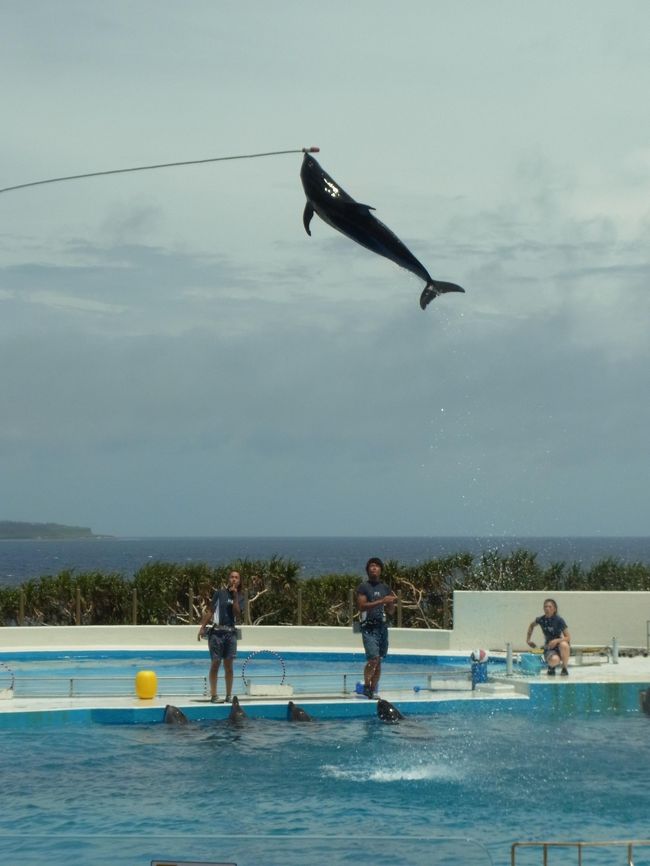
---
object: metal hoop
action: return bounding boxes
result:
[241,650,286,687]
[0,662,15,690]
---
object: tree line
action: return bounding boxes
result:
[1,550,649,628]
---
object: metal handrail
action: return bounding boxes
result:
[12,674,209,698]
[511,838,650,865]
[11,666,473,698]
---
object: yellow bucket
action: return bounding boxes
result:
[135,670,158,700]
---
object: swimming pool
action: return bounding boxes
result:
[3,650,483,699]
[0,711,648,866]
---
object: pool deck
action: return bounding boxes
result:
[1,645,649,727]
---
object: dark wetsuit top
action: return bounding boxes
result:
[210,589,244,629]
[535,614,568,647]
[356,580,392,628]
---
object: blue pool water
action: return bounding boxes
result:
[2,652,649,864]
[3,651,480,699]
[0,712,649,866]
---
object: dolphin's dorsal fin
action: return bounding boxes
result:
[303,201,314,235]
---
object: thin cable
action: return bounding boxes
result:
[0,146,320,195]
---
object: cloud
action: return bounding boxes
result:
[2,1,649,535]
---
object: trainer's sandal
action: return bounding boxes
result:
[561,668,569,676]
[224,695,233,703]
[210,696,225,703]
[547,667,556,676]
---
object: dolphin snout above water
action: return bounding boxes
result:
[163,704,189,725]
[300,153,465,310]
[376,699,405,723]
[287,700,313,722]
[228,695,247,724]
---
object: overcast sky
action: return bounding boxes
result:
[1,1,649,537]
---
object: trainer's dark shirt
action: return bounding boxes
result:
[211,589,244,628]
[535,614,568,645]
[357,580,392,627]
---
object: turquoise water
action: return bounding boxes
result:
[1,652,648,864]
[4,651,478,698]
[0,711,649,865]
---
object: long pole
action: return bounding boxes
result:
[0,146,320,195]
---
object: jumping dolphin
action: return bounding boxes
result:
[376,699,405,723]
[227,695,247,724]
[287,701,313,722]
[300,153,465,310]
[163,704,189,725]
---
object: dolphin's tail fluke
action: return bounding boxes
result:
[419,280,465,310]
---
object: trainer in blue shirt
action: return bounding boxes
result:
[356,557,398,699]
[526,598,571,676]
[198,570,245,702]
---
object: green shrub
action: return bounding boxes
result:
[1,551,649,627]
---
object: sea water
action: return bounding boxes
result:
[1,535,649,585]
[0,712,648,866]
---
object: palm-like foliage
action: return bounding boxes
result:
[1,551,649,626]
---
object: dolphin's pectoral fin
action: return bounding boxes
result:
[419,280,465,311]
[303,202,314,236]
[349,202,376,214]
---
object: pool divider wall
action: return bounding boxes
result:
[0,693,533,729]
[3,681,646,729]
[0,624,453,654]
[527,680,650,717]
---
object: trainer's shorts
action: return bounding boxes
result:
[361,624,388,660]
[543,646,560,664]
[208,629,238,661]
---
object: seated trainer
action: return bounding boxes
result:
[526,598,571,676]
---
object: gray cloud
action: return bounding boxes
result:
[1,1,649,535]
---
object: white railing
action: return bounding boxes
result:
[511,839,650,865]
[10,666,474,698]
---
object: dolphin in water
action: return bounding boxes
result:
[227,695,247,724]
[163,704,189,725]
[287,701,313,722]
[376,699,405,723]
[641,689,650,716]
[300,153,465,310]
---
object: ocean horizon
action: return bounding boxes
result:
[1,535,649,587]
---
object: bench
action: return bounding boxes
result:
[570,645,611,665]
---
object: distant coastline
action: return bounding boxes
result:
[0,521,107,540]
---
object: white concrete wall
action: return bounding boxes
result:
[1,592,648,653]
[451,591,650,650]
[0,623,452,653]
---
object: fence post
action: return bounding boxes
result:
[297,589,303,626]
[348,589,355,626]
[396,597,403,628]
[75,587,81,625]
[19,591,25,626]
[132,589,138,625]
[443,594,450,630]
[243,591,251,625]
[188,584,194,623]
